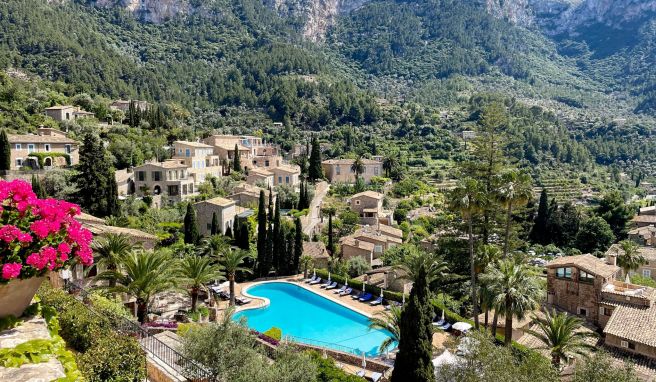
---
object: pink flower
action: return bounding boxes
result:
[58,242,71,255]
[76,245,93,266]
[26,252,47,270]
[2,263,22,280]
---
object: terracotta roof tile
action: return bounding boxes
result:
[546,254,619,278]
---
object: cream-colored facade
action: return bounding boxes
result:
[172,141,222,184]
[8,128,79,171]
[194,197,238,236]
[271,164,301,187]
[322,159,383,184]
[133,160,196,204]
[44,106,94,121]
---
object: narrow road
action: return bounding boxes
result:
[303,181,329,236]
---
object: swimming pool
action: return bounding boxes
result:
[233,282,396,356]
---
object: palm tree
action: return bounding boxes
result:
[497,170,533,258]
[382,153,398,178]
[299,254,314,279]
[92,233,135,288]
[350,155,365,182]
[97,250,178,323]
[476,244,502,333]
[480,259,542,345]
[221,249,253,306]
[179,255,224,312]
[616,240,646,280]
[198,235,231,258]
[449,178,485,329]
[393,248,449,288]
[369,305,402,353]
[525,308,598,369]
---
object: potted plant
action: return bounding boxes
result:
[0,179,93,318]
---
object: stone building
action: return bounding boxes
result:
[546,254,656,360]
[349,191,393,226]
[194,196,238,236]
[303,241,330,269]
[8,128,79,170]
[271,164,301,187]
[321,158,383,184]
[340,237,375,264]
[44,105,94,121]
[246,167,274,187]
[133,160,196,204]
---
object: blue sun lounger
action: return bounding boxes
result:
[309,278,322,285]
[339,287,352,296]
[370,296,383,306]
[334,285,347,294]
[324,281,338,290]
[359,293,373,302]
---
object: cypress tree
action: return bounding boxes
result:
[233,144,241,172]
[183,203,200,244]
[106,168,120,217]
[257,190,268,276]
[391,265,435,382]
[225,225,233,238]
[327,212,334,255]
[238,223,250,250]
[211,212,219,235]
[298,182,306,209]
[266,221,274,275]
[0,130,10,171]
[284,229,294,275]
[293,218,303,274]
[272,199,283,271]
[308,137,323,182]
[31,175,46,199]
[530,188,550,244]
[76,133,111,216]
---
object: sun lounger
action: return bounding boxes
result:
[356,370,366,378]
[305,275,318,283]
[438,322,451,331]
[351,291,363,300]
[339,287,352,296]
[334,285,347,294]
[309,278,322,285]
[359,293,373,302]
[325,282,338,290]
[319,279,332,288]
[370,296,383,306]
[370,372,383,382]
[432,319,445,326]
[236,297,251,305]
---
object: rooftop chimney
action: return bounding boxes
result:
[606,253,617,267]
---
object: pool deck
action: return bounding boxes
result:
[231,275,388,318]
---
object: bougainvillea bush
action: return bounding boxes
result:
[0,179,93,283]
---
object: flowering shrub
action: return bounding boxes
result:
[0,180,93,283]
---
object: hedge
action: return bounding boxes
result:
[314,269,404,302]
[28,152,71,167]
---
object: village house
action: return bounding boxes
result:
[349,191,393,226]
[271,164,301,188]
[8,127,79,170]
[628,225,656,246]
[607,244,656,282]
[114,169,135,197]
[110,100,149,112]
[201,135,252,167]
[340,237,375,265]
[133,160,196,205]
[246,167,274,188]
[44,105,94,122]
[352,226,402,258]
[321,158,384,184]
[194,196,240,236]
[229,183,277,208]
[303,241,330,269]
[632,206,656,228]
[546,254,656,360]
[171,141,222,184]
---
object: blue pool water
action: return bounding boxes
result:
[233,282,396,356]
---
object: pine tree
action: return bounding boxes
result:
[391,265,435,382]
[238,224,250,250]
[308,137,323,182]
[293,218,303,274]
[530,188,550,244]
[0,130,10,171]
[233,144,241,172]
[76,133,111,216]
[31,175,46,199]
[257,190,268,277]
[184,203,200,244]
[106,167,120,217]
[211,212,219,235]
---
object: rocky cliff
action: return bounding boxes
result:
[91,0,198,23]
